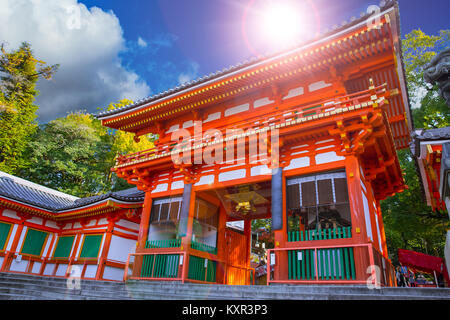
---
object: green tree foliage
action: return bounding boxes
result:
[381,150,449,263]
[20,112,115,197]
[0,42,58,173]
[402,29,450,128]
[380,29,450,263]
[19,100,155,198]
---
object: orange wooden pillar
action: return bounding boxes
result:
[345,154,370,280]
[376,202,389,259]
[216,205,228,284]
[95,217,116,280]
[1,217,26,271]
[179,183,195,283]
[244,219,252,284]
[365,182,382,254]
[137,192,153,250]
[41,232,57,275]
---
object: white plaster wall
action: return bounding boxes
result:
[31,262,42,274]
[16,226,27,252]
[28,217,43,225]
[251,165,271,176]
[315,151,345,165]
[115,219,139,231]
[43,263,55,275]
[225,103,249,117]
[309,80,332,92]
[375,213,383,254]
[97,234,106,259]
[97,218,108,225]
[284,157,310,171]
[195,175,214,187]
[218,169,246,182]
[6,224,18,251]
[84,265,98,278]
[55,264,68,276]
[41,234,54,257]
[102,266,124,281]
[75,234,84,258]
[9,259,27,272]
[2,209,20,220]
[361,191,373,241]
[107,235,136,262]
[283,86,304,100]
[45,220,59,229]
[254,97,274,108]
[152,183,168,193]
[171,180,184,190]
[203,112,221,123]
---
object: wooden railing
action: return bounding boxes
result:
[187,255,217,283]
[267,242,395,287]
[190,240,217,254]
[287,227,352,242]
[124,251,187,283]
[0,251,106,280]
[145,239,182,248]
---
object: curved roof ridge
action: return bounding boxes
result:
[96,0,397,120]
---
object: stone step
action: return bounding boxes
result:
[124,281,450,298]
[124,286,450,300]
[0,272,449,300]
[0,285,131,300]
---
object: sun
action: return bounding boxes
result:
[260,2,308,48]
[242,0,319,55]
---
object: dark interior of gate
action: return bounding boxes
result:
[199,180,272,285]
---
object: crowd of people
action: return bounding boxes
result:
[396,264,416,287]
[395,264,436,287]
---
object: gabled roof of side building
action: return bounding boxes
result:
[0,171,144,214]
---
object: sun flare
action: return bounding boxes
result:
[260,2,306,47]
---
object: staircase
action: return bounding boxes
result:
[1,272,450,300]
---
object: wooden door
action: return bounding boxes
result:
[224,228,249,285]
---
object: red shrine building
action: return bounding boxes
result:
[410,127,450,282]
[0,1,411,286]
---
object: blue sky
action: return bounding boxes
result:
[80,0,449,93]
[0,0,448,122]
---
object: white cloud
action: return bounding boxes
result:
[137,37,148,48]
[0,0,150,122]
[178,61,200,85]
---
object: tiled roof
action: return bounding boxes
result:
[410,127,450,156]
[0,171,144,213]
[0,175,76,211]
[412,127,450,141]
[96,0,398,120]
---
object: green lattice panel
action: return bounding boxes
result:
[53,236,75,258]
[21,229,48,256]
[0,222,12,251]
[79,234,103,258]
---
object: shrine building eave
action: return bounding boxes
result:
[96,0,411,149]
[113,84,406,200]
[0,172,144,221]
[411,127,450,211]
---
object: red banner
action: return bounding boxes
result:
[398,249,449,283]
